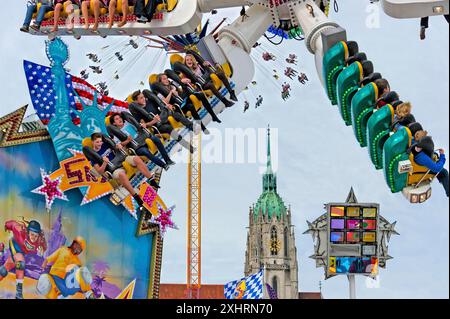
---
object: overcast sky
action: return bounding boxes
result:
[1,1,448,299]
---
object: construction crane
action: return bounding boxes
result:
[187,129,202,299]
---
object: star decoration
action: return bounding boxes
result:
[32,168,68,210]
[150,204,178,239]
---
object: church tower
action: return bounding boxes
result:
[244,127,299,299]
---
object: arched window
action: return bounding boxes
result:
[284,227,289,257]
[272,276,278,296]
[271,226,278,256]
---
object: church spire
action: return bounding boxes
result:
[267,125,272,173]
[263,125,277,193]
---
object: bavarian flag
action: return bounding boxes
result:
[224,269,264,299]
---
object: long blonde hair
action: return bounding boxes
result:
[396,102,412,118]
[185,54,199,71]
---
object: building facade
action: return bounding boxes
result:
[244,128,299,299]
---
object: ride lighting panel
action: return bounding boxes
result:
[327,203,380,276]
[382,0,449,19]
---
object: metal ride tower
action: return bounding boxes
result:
[187,131,202,299]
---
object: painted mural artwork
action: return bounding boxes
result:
[0,140,158,299]
[0,38,172,299]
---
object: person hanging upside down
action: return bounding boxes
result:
[88,132,157,206]
[183,54,237,107]
[0,220,47,299]
[109,112,176,170]
[38,237,95,299]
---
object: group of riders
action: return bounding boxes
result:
[84,51,238,213]
[20,0,166,33]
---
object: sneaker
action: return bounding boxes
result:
[420,26,426,40]
[149,179,160,189]
[15,283,23,299]
[163,164,170,171]
[230,91,239,102]
[224,100,235,108]
[30,23,41,32]
[137,16,148,23]
[203,128,210,135]
[20,25,29,33]
[166,160,176,167]
[212,117,222,123]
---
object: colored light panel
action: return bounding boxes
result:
[346,232,361,243]
[362,245,377,256]
[347,220,361,229]
[334,257,378,274]
[363,207,377,218]
[331,206,345,217]
[363,232,376,242]
[331,219,345,229]
[363,219,376,230]
[330,232,344,242]
[347,206,360,217]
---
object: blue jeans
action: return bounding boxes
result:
[23,4,53,27]
[137,135,172,167]
[437,168,449,197]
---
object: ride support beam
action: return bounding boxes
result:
[197,0,252,13]
[382,0,449,19]
[215,4,272,100]
[292,0,340,85]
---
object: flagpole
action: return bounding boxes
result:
[348,274,356,299]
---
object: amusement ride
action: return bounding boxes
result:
[13,0,449,298]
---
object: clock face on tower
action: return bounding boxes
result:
[269,238,281,255]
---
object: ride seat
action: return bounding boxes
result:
[407,153,438,186]
[367,104,394,169]
[149,78,187,128]
[81,136,136,181]
[351,82,379,147]
[382,127,412,193]
[157,0,178,12]
[127,93,171,140]
[322,41,357,105]
[336,61,365,125]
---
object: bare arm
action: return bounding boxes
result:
[94,159,109,175]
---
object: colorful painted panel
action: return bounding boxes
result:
[327,203,380,276]
[330,206,345,217]
[329,257,378,275]
[331,219,345,229]
[0,140,158,299]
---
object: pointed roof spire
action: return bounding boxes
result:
[266,124,272,173]
[346,187,358,204]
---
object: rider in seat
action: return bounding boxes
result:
[164,69,223,124]
[20,0,54,33]
[108,112,175,170]
[128,90,194,152]
[86,132,157,208]
[183,54,237,107]
[155,74,209,133]
[411,136,449,197]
